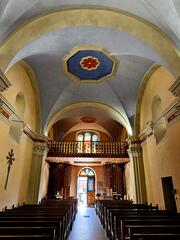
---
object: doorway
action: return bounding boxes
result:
[161,176,177,212]
[77,167,96,206]
[77,177,88,206]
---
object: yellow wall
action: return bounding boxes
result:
[3,63,37,131]
[140,67,180,211]
[140,67,175,132]
[0,63,38,209]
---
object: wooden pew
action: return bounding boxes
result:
[0,216,63,240]
[0,235,54,239]
[119,218,180,240]
[95,200,180,240]
[0,199,77,240]
[128,225,180,240]
[112,212,180,240]
[0,226,56,240]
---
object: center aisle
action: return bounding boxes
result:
[68,206,107,240]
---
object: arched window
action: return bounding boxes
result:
[76,131,99,153]
[79,167,95,177]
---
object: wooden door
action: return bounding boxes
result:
[87,177,95,206]
[162,176,177,212]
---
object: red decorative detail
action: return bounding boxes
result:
[81,116,96,123]
[0,108,9,119]
[141,132,153,143]
[167,112,177,123]
[80,56,100,70]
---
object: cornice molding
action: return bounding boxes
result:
[23,124,47,144]
[126,136,141,145]
[139,124,153,144]
[0,69,11,92]
[169,76,180,98]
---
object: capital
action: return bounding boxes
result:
[127,136,142,156]
[33,142,48,156]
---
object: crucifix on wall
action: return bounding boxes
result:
[4,149,15,190]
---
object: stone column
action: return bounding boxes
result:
[127,136,147,203]
[27,142,48,204]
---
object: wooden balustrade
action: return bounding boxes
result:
[47,141,128,158]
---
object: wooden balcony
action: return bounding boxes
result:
[47,140,129,158]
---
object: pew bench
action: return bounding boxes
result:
[0,226,56,240]
[128,225,180,240]
[116,219,180,240]
[0,234,54,239]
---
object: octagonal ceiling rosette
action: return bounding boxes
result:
[61,45,119,83]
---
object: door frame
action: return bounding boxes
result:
[77,167,97,197]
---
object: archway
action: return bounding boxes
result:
[77,167,96,206]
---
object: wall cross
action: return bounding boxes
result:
[4,149,15,190]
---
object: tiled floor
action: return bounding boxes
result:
[68,206,107,240]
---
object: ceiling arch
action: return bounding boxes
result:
[4,26,168,130]
[1,6,179,136]
[0,8,179,75]
[63,122,113,140]
[45,102,132,136]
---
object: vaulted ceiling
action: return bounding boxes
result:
[0,0,179,136]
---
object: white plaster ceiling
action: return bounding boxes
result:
[0,0,179,134]
[0,0,180,47]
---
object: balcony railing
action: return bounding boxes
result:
[47,140,129,158]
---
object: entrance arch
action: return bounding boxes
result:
[77,167,96,206]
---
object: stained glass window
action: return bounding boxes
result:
[92,134,98,153]
[84,132,91,141]
[92,134,98,141]
[77,134,83,153]
[88,178,94,191]
[77,134,83,141]
[79,167,95,177]
[76,131,99,153]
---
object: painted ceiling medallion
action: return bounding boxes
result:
[80,56,100,71]
[81,116,96,123]
[61,45,119,83]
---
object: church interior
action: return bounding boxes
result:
[0,1,180,239]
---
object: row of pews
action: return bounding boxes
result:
[95,199,180,240]
[0,198,77,239]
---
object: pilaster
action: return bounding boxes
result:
[27,141,48,203]
[127,136,147,203]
